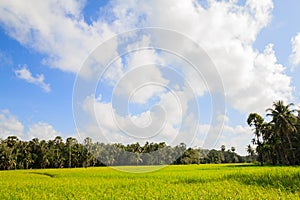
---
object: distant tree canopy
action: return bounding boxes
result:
[0,135,248,170]
[247,100,300,166]
[5,100,300,170]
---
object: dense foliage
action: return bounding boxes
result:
[0,135,247,170]
[247,100,300,165]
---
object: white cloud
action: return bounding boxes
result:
[114,64,169,104]
[225,44,293,114]
[78,92,253,155]
[216,124,252,155]
[15,65,51,92]
[95,0,291,114]
[0,110,24,139]
[0,109,71,141]
[195,123,252,155]
[1,0,293,114]
[290,33,300,67]
[101,35,169,104]
[80,90,192,145]
[0,0,114,74]
[73,0,292,152]
[217,114,229,124]
[27,122,61,141]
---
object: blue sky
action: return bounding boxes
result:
[1,0,300,154]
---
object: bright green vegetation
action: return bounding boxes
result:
[1,164,299,199]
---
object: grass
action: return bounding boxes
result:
[0,164,300,199]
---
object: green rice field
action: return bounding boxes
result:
[0,164,299,199]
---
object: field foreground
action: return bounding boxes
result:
[0,164,299,199]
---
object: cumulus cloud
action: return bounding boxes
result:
[226,44,293,114]
[0,109,69,141]
[14,65,51,92]
[82,79,206,145]
[81,91,185,144]
[1,0,291,112]
[73,0,293,152]
[106,0,292,115]
[290,33,300,67]
[27,122,61,141]
[0,110,24,139]
[215,124,252,155]
[195,123,252,155]
[80,93,251,154]
[0,0,113,73]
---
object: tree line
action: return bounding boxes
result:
[4,100,298,170]
[247,100,300,165]
[0,135,248,170]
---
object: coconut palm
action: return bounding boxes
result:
[266,100,297,165]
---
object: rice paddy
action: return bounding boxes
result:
[0,164,299,199]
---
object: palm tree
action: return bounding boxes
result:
[0,140,10,169]
[221,145,226,152]
[53,136,64,168]
[66,137,77,168]
[246,144,254,157]
[231,147,236,152]
[5,136,20,169]
[266,100,297,165]
[40,140,49,168]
